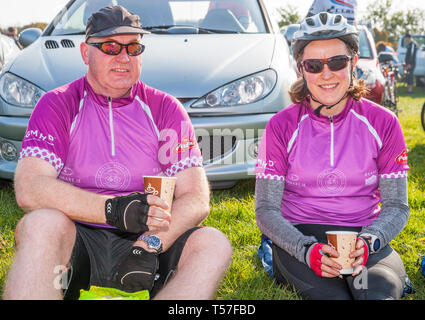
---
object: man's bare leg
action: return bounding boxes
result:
[3,209,76,300]
[153,227,232,300]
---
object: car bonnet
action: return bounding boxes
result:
[6,34,275,100]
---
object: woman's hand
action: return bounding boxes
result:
[349,237,369,276]
[307,243,342,278]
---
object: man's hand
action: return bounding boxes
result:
[105,192,171,233]
[116,246,159,292]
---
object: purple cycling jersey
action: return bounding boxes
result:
[20,76,203,227]
[255,97,409,226]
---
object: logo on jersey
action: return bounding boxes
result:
[395,150,408,165]
[24,129,56,146]
[173,137,197,154]
[317,169,346,195]
[95,162,131,191]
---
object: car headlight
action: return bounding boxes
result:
[0,72,45,107]
[0,140,18,161]
[191,69,277,108]
[356,67,377,86]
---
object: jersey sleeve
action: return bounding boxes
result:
[19,93,70,174]
[376,115,409,178]
[157,96,203,177]
[255,117,288,181]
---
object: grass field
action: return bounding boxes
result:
[0,83,424,300]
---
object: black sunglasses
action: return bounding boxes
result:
[300,55,352,73]
[87,41,145,56]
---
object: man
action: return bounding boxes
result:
[5,26,23,49]
[3,5,232,300]
[404,34,417,94]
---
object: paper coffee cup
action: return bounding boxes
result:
[325,231,358,274]
[143,176,177,213]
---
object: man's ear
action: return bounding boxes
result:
[80,42,89,65]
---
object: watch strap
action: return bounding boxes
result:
[359,233,380,254]
[137,234,163,253]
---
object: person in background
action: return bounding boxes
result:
[6,26,23,49]
[404,33,417,94]
[376,41,399,66]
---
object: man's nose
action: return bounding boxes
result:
[116,47,130,62]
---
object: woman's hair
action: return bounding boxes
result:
[289,38,369,104]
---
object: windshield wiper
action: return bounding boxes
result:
[197,27,240,34]
[59,31,86,36]
[144,25,240,34]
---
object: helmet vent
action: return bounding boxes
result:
[306,18,315,26]
[334,15,342,24]
[319,12,328,24]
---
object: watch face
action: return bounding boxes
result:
[148,236,161,249]
[373,238,380,251]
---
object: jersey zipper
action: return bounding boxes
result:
[108,97,116,157]
[329,116,334,167]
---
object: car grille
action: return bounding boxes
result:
[61,39,75,48]
[44,39,75,49]
[197,135,237,164]
[44,40,59,49]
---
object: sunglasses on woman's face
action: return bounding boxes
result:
[300,55,352,73]
[87,41,145,56]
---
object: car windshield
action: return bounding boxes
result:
[358,29,373,59]
[49,0,267,35]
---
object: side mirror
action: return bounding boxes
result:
[18,28,42,48]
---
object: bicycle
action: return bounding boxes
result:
[378,52,399,116]
[421,101,425,131]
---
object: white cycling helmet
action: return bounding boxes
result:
[292,12,359,60]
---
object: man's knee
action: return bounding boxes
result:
[15,209,76,247]
[185,227,233,264]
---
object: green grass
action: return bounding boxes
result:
[0,83,424,299]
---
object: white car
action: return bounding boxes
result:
[0,0,296,189]
[0,34,21,72]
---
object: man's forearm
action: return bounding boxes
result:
[138,190,209,252]
[15,166,110,224]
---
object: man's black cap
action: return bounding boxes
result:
[86,5,150,41]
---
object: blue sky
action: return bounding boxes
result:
[1,0,425,28]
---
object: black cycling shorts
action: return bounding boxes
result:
[63,222,201,300]
[272,224,406,300]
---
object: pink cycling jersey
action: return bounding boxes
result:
[255,97,409,226]
[20,76,203,227]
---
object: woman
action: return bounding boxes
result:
[255,12,409,300]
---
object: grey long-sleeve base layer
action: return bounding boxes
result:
[254,177,409,265]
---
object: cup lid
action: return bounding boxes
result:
[325,231,358,235]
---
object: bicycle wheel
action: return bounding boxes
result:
[421,102,425,132]
[390,82,398,116]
